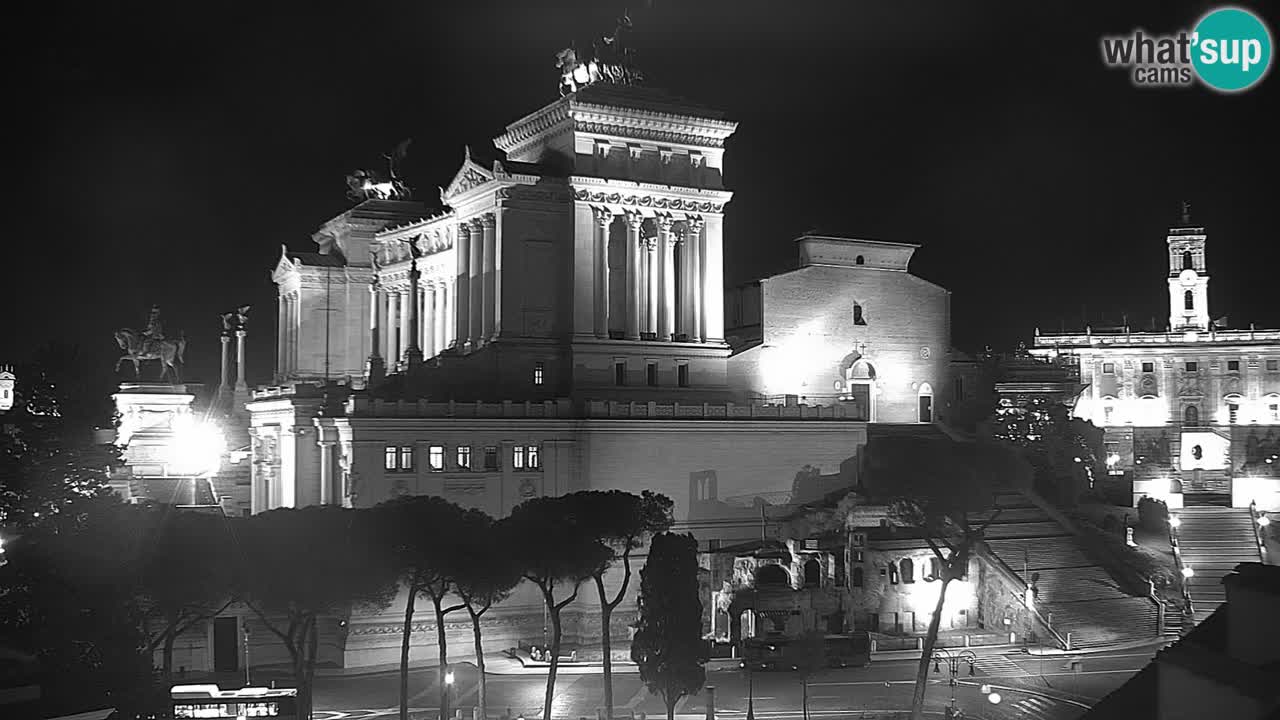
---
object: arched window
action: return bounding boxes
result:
[900,558,915,584]
[927,557,942,582]
[755,564,789,588]
[853,304,866,326]
[1183,251,1194,270]
[855,255,865,265]
[803,559,821,587]
[852,567,864,588]
[918,382,934,423]
[835,558,847,587]
[1184,290,1194,311]
[1184,404,1199,427]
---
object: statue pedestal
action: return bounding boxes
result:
[113,383,196,476]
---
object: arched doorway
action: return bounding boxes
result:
[917,382,934,423]
[756,564,790,588]
[1184,404,1199,427]
[844,359,877,421]
[803,559,821,587]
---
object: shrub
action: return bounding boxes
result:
[1137,497,1169,533]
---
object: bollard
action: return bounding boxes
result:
[705,685,716,720]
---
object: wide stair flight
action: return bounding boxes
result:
[978,493,1160,650]
[1173,506,1263,625]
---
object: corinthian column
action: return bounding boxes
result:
[480,213,496,342]
[422,282,435,358]
[276,295,287,380]
[455,223,471,350]
[625,212,643,341]
[658,216,676,341]
[687,216,706,343]
[645,237,659,336]
[366,283,384,385]
[593,207,613,338]
[435,282,447,353]
[387,290,400,366]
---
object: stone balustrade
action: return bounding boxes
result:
[582,400,859,419]
[338,396,865,420]
[345,397,573,418]
[1034,328,1280,347]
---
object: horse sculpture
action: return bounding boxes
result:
[115,328,186,383]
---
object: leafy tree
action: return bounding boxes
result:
[507,496,611,720]
[239,506,398,720]
[454,513,522,720]
[0,494,154,717]
[136,507,237,686]
[570,490,674,720]
[631,532,707,720]
[988,397,1102,506]
[859,435,1031,720]
[373,496,477,720]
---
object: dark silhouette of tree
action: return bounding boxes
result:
[987,397,1102,506]
[373,496,478,720]
[454,513,522,720]
[631,532,707,720]
[507,495,611,720]
[569,490,674,720]
[136,507,237,686]
[791,630,826,720]
[859,435,1031,720]
[239,506,398,720]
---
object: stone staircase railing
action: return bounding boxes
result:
[975,541,1069,649]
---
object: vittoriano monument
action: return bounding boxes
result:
[115,305,186,383]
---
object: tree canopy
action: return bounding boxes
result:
[631,532,707,720]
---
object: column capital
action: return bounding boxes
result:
[657,215,676,232]
[625,211,645,231]
[592,206,614,228]
[643,236,659,252]
[685,215,705,234]
[458,221,473,236]
[479,212,496,229]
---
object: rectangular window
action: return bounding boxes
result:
[513,445,525,470]
[456,446,471,470]
[678,364,690,388]
[853,550,864,563]
[1103,362,1115,374]
[385,446,397,471]
[1228,403,1239,424]
[1227,360,1240,372]
[1141,362,1154,373]
[429,446,444,471]
[398,446,414,471]
[533,362,545,386]
[953,376,964,402]
[483,446,499,471]
[1268,359,1279,371]
[615,361,627,386]
[1185,361,1198,372]
[1270,404,1279,422]
[1103,406,1114,424]
[527,444,540,469]
[646,362,658,387]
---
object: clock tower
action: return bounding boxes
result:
[1166,203,1210,332]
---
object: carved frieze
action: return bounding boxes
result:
[574,121,726,149]
[571,189,723,213]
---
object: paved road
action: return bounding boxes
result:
[308,644,1163,720]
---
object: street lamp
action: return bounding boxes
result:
[932,649,977,718]
[1169,515,1182,529]
[1181,566,1195,579]
[443,665,455,720]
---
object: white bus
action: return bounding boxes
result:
[170,685,297,720]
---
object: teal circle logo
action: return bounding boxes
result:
[1192,7,1273,92]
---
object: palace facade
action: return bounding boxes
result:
[1031,216,1280,511]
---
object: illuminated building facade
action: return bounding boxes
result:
[1032,216,1280,510]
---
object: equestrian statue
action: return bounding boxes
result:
[115,305,187,383]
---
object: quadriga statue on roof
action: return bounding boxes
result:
[346,139,413,202]
[556,11,643,96]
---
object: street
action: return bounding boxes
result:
[308,644,1164,720]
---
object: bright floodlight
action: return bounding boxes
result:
[988,692,1002,705]
[1259,515,1271,527]
[1169,515,1182,529]
[1106,453,1120,467]
[1182,566,1195,578]
[169,416,225,476]
[445,670,455,686]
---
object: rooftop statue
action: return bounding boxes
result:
[115,306,186,383]
[346,139,413,202]
[557,11,643,96]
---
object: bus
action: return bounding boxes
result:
[170,685,298,720]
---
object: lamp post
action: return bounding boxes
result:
[243,624,251,687]
[931,648,977,718]
[745,658,755,720]
[444,665,455,720]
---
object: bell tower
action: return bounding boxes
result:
[1166,202,1210,332]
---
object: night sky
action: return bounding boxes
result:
[10,0,1278,394]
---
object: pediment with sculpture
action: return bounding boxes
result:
[441,147,495,203]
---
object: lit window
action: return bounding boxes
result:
[484,446,499,470]
[429,446,444,471]
[615,361,627,386]
[678,364,690,388]
[456,446,471,470]
[888,566,899,585]
[1103,406,1114,424]
[385,446,397,471]
[1227,360,1240,372]
[514,445,525,469]
[1103,363,1115,374]
[1228,403,1239,424]
[1268,359,1279,372]
[1185,361,1198,372]
[1142,362,1154,373]
[646,362,658,387]
[533,362,545,386]
[527,444,540,469]
[1270,404,1279,422]
[398,446,414,471]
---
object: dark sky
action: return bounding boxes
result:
[10,0,1278,392]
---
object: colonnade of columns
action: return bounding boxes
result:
[592,210,709,342]
[455,214,499,351]
[369,278,457,369]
